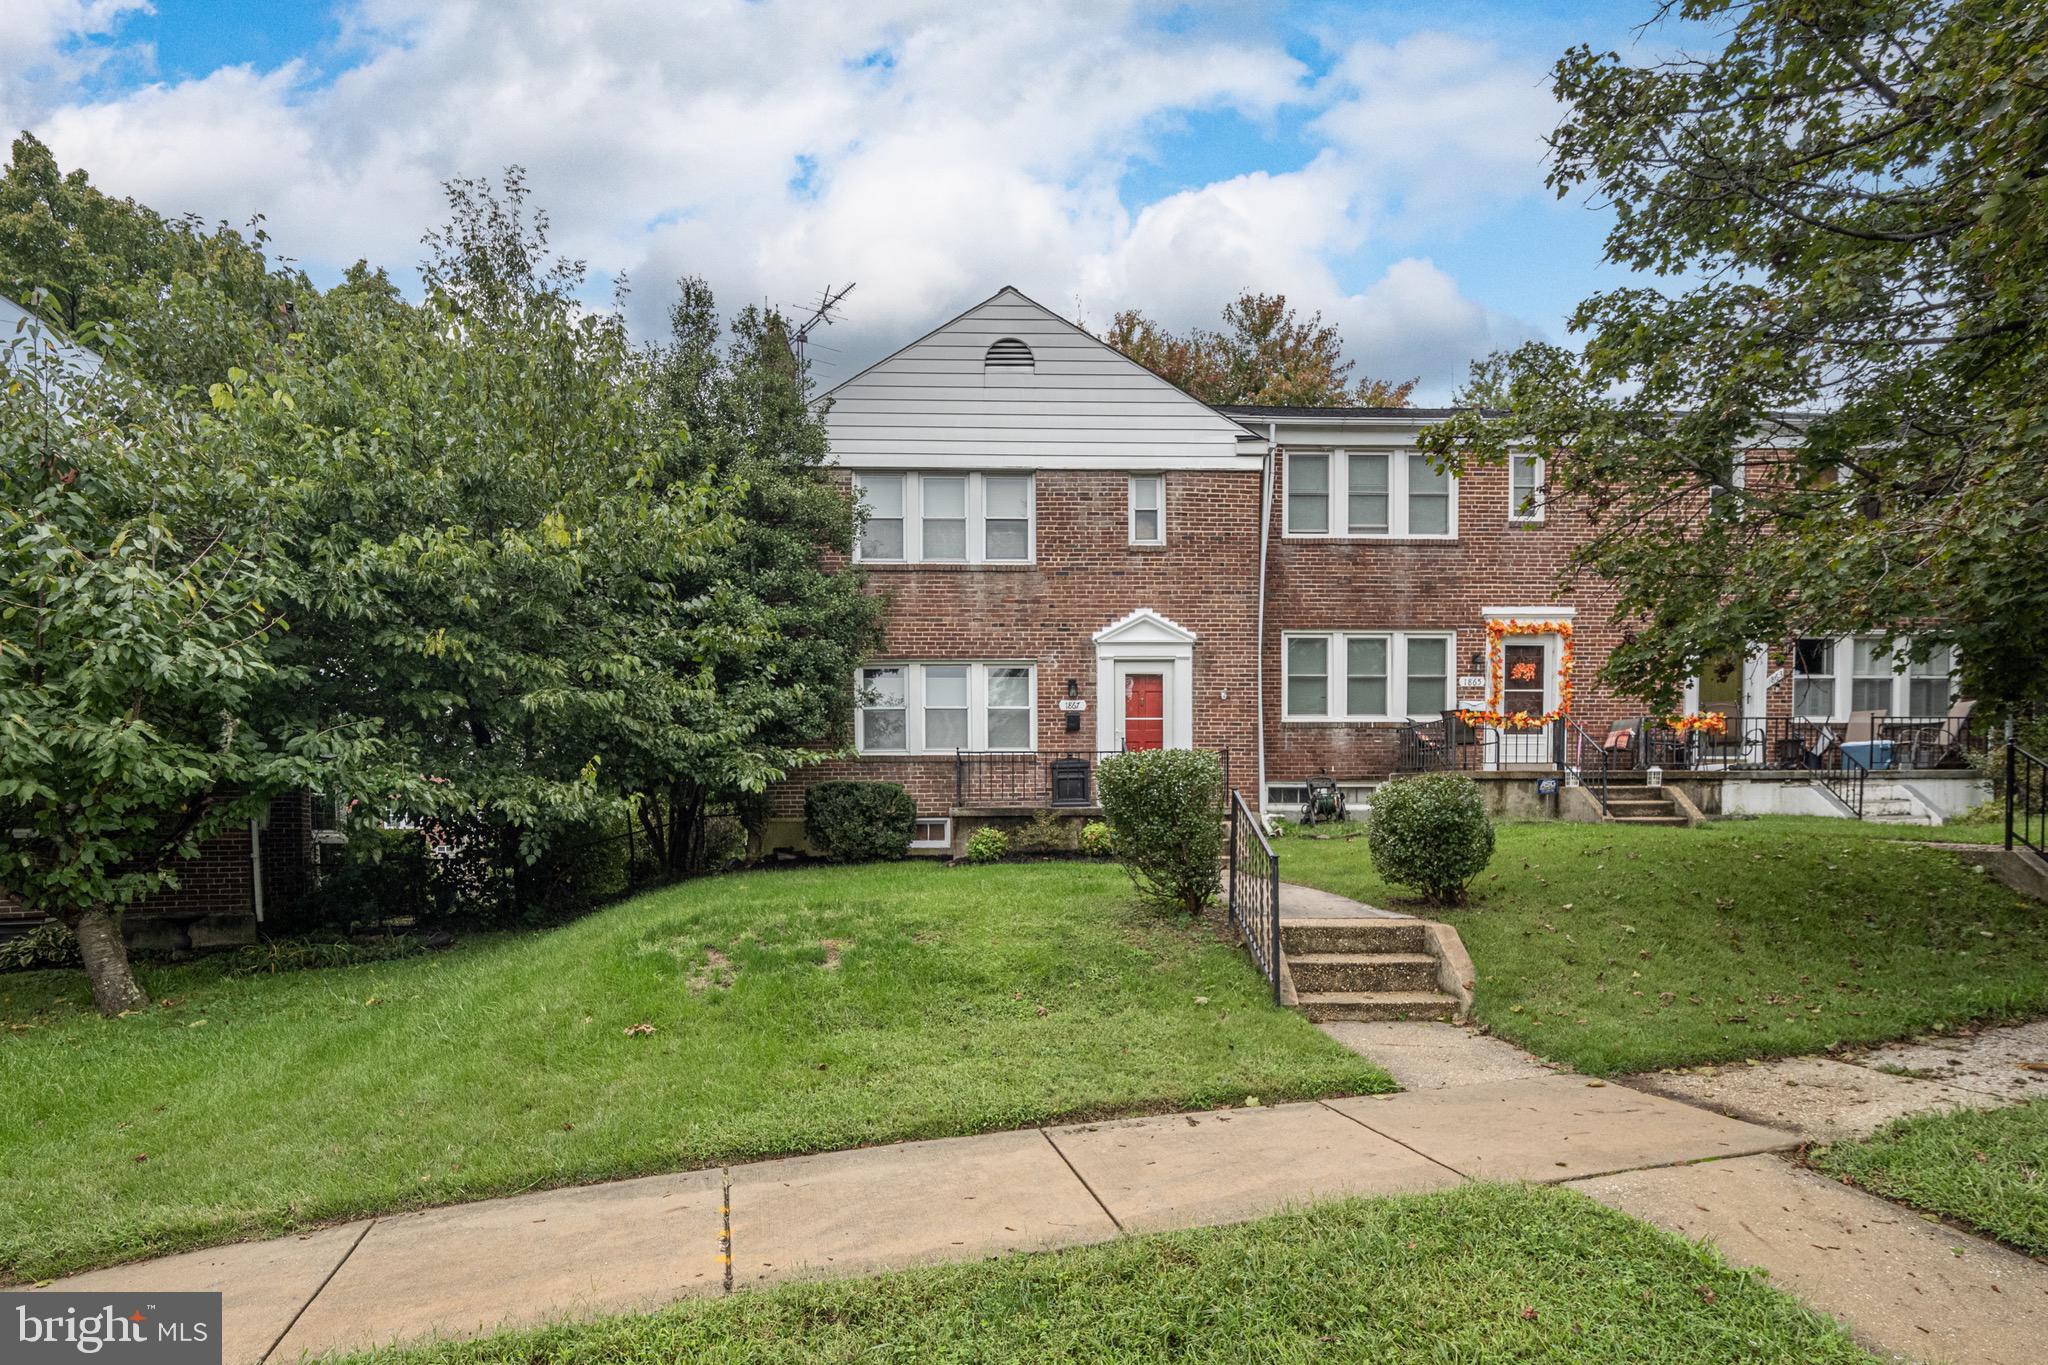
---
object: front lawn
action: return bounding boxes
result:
[341,1184,1868,1364]
[1812,1099,2048,1255]
[1276,817,2048,1075]
[0,862,1386,1282]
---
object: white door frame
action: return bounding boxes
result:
[1684,645,1769,764]
[1092,608,1197,751]
[1482,606,1575,771]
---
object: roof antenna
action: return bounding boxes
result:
[790,282,855,363]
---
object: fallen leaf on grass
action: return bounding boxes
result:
[623,1022,657,1037]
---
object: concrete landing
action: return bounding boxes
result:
[1276,881,1407,919]
[1574,1154,2048,1365]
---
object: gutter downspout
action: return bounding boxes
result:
[248,816,266,924]
[1256,423,1277,827]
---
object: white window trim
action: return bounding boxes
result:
[1280,631,1457,723]
[1127,473,1165,546]
[1790,634,1959,721]
[910,817,953,850]
[1283,449,1458,540]
[1508,453,1546,524]
[855,662,1038,755]
[853,472,1036,565]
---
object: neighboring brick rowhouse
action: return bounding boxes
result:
[0,792,318,943]
[1263,453,1634,784]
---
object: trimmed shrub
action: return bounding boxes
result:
[963,826,1009,863]
[804,781,916,863]
[1077,821,1114,858]
[1366,774,1495,905]
[1096,749,1225,915]
[0,920,80,972]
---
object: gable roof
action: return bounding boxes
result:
[820,286,1262,468]
[1,294,104,383]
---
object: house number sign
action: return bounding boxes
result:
[1057,699,1087,712]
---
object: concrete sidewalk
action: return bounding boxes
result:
[41,1074,1793,1363]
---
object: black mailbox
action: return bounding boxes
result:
[1049,758,1092,808]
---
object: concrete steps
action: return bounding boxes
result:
[1279,916,1461,1023]
[1606,790,1688,826]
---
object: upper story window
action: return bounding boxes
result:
[855,472,1035,564]
[1509,453,1545,523]
[857,662,1036,754]
[1282,631,1454,722]
[1285,450,1456,539]
[1128,474,1164,545]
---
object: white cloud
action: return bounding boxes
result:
[10,1,1565,397]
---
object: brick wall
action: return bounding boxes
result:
[771,466,1266,823]
[1260,452,1639,786]
[1,792,315,936]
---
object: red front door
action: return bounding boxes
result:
[1124,673,1165,750]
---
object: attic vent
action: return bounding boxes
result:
[984,337,1034,370]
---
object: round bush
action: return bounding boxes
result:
[963,826,1009,863]
[803,781,916,863]
[1366,774,1495,906]
[1095,749,1225,915]
[1077,821,1114,857]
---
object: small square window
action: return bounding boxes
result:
[1128,474,1164,545]
[911,818,952,849]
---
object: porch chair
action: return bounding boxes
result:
[1893,697,1976,769]
[1600,726,1635,770]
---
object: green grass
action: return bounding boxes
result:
[1812,1099,2048,1255]
[338,1184,1869,1364]
[0,862,1387,1282]
[1275,816,2048,1076]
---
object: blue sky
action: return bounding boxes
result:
[2,0,1714,398]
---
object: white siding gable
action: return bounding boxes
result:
[822,287,1261,469]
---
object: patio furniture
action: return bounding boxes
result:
[1882,697,1976,769]
[1840,739,1896,771]
[1846,709,1889,746]
[1601,727,1635,770]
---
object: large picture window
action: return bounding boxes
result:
[853,473,1035,563]
[1793,635,1960,719]
[856,663,1038,753]
[1282,632,1456,721]
[1285,450,1457,539]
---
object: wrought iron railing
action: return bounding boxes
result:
[1559,715,1611,815]
[1396,716,1503,772]
[1644,713,1983,774]
[2008,742,2046,858]
[954,749,1123,807]
[1819,759,1868,819]
[1227,789,1281,1004]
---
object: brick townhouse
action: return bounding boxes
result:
[760,286,1976,852]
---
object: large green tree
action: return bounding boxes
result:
[0,131,306,397]
[0,339,350,1014]
[1105,290,1415,407]
[629,279,885,873]
[1423,0,2048,711]
[204,173,739,872]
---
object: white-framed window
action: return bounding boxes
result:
[1281,632,1456,721]
[1284,450,1457,539]
[854,472,1035,564]
[1792,638,1835,720]
[1509,453,1545,523]
[1792,635,1960,719]
[1908,644,1958,714]
[1128,473,1164,545]
[911,817,953,849]
[856,662,1038,754]
[1849,637,1897,713]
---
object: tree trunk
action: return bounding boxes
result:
[73,907,149,1016]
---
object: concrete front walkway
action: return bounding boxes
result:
[41,1075,1793,1363]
